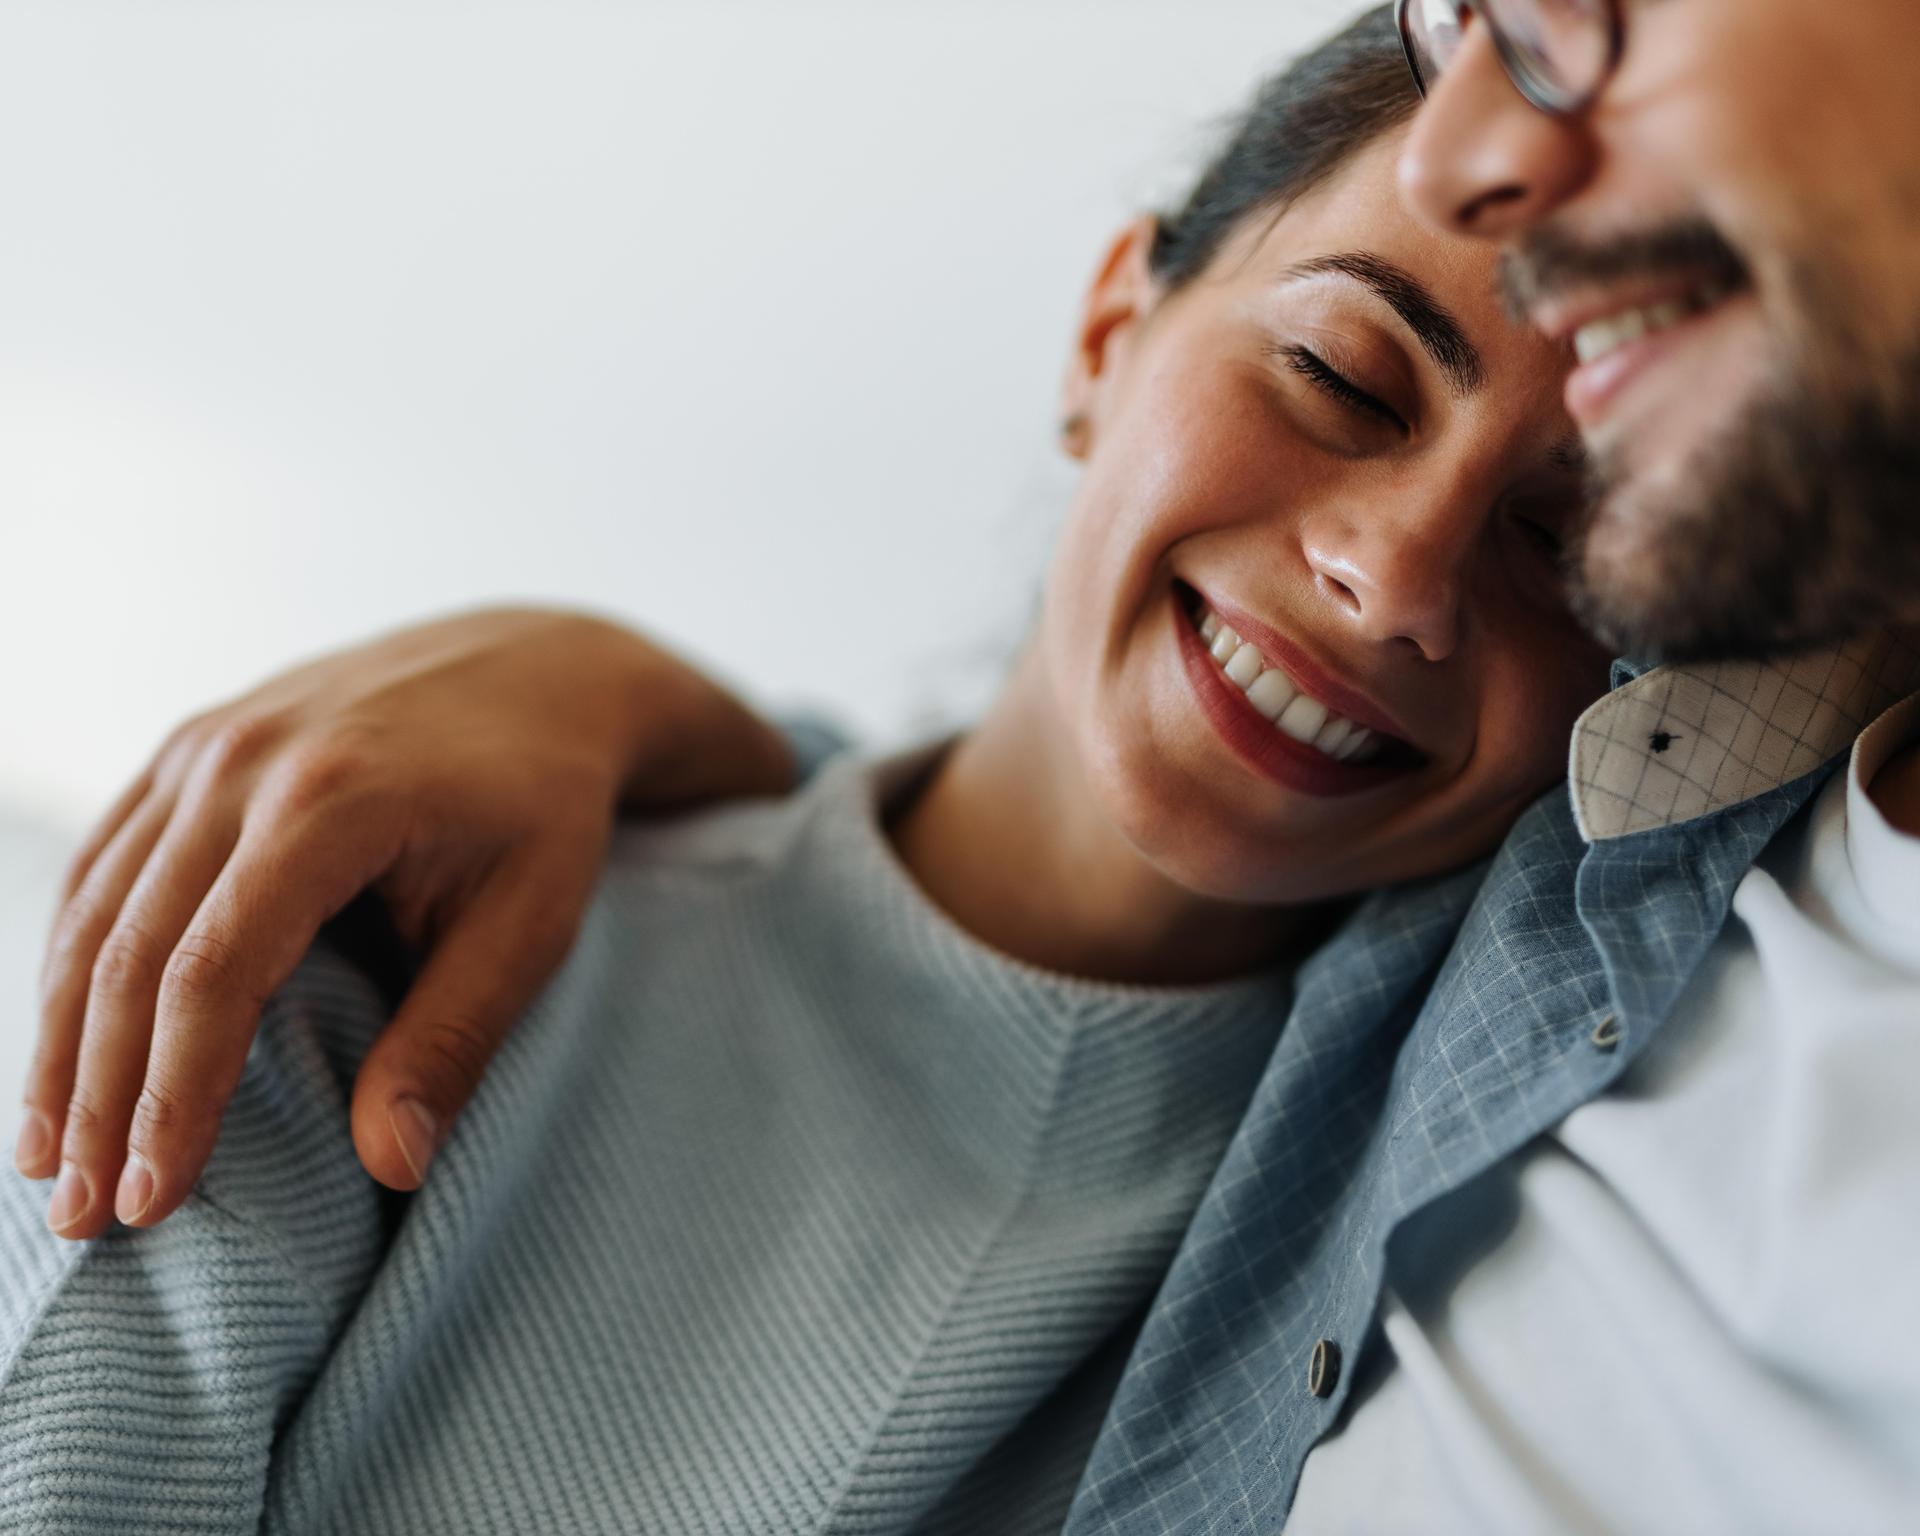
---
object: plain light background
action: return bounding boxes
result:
[0,0,1372,1120]
[1,0,1372,832]
[0,0,1390,1152]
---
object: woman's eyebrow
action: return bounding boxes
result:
[1280,251,1486,397]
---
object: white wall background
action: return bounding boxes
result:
[0,0,1372,837]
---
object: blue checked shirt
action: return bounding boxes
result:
[1057,627,1920,1533]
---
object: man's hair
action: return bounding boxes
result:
[1150,5,1416,290]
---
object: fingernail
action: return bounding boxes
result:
[13,1110,52,1175]
[115,1153,156,1226]
[47,1162,92,1235]
[387,1096,439,1185]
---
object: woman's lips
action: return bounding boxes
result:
[1199,589,1415,746]
[1172,595,1421,799]
[1195,602,1386,762]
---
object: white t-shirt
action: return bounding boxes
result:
[1287,690,1920,1535]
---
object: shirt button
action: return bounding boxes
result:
[1590,1013,1622,1051]
[1308,1338,1341,1399]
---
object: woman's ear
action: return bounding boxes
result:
[1059,215,1160,462]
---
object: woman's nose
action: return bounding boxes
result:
[1301,512,1469,665]
[1397,18,1598,241]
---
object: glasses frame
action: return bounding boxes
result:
[1393,0,1626,118]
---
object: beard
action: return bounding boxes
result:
[1575,349,1920,662]
[1502,221,1920,663]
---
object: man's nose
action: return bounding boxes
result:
[1398,17,1597,240]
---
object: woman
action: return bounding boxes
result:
[3,10,1604,1532]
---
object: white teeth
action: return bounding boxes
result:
[1275,693,1329,745]
[1224,643,1264,687]
[1314,716,1354,755]
[1645,299,1685,331]
[1244,669,1297,721]
[1189,600,1394,764]
[1572,286,1720,366]
[1573,308,1645,363]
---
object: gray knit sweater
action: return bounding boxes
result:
[0,743,1290,1535]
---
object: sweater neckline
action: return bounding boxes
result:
[803,738,1299,1019]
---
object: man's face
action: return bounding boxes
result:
[1398,0,1920,661]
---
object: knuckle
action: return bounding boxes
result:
[198,713,280,782]
[91,922,166,998]
[160,930,249,1007]
[158,710,228,787]
[413,1014,495,1095]
[128,1080,194,1147]
[270,738,379,819]
[60,1091,107,1142]
[158,709,214,762]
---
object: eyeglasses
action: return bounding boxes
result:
[1394,0,1624,117]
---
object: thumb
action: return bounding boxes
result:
[349,849,594,1191]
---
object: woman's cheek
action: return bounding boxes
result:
[1475,649,1608,814]
[1478,558,1612,751]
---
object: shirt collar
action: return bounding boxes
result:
[1569,627,1920,842]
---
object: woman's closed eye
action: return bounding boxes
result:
[1266,343,1409,436]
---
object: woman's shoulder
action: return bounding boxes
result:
[603,738,946,897]
[604,772,830,890]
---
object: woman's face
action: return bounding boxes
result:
[1043,128,1609,904]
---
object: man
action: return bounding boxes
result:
[1061,1,1920,1529]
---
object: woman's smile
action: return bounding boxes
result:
[1170,579,1428,798]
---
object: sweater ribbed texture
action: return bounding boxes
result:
[1,743,1290,1534]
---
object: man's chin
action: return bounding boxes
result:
[1567,496,1724,663]
[1569,364,1920,666]
[1569,431,1827,665]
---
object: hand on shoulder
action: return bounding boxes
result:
[19,605,793,1237]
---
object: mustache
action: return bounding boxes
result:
[1496,217,1751,323]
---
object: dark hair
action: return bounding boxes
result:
[1149,4,1417,289]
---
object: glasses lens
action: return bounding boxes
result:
[1483,0,1612,107]
[1402,0,1468,90]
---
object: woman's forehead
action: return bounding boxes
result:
[1244,140,1501,308]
